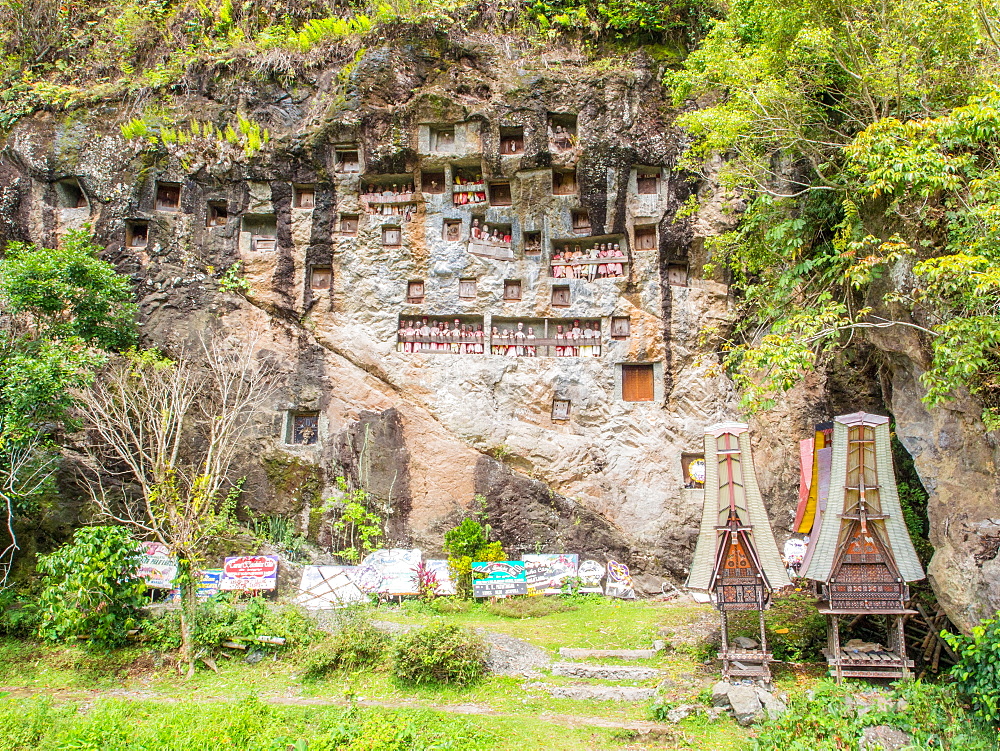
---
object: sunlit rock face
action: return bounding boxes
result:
[3,38,996,622]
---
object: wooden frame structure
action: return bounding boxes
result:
[687,423,791,681]
[802,412,925,682]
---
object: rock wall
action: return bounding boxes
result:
[1,36,997,624]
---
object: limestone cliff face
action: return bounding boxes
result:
[1,37,997,625]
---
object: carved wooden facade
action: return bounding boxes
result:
[688,423,791,681]
[802,412,925,682]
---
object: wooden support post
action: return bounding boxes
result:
[831,615,843,684]
[720,609,730,680]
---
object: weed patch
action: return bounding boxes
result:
[484,596,578,619]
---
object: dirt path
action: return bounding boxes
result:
[0,685,676,733]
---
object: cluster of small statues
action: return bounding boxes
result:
[470,219,512,246]
[548,123,577,151]
[551,244,626,279]
[395,318,602,357]
[397,318,485,353]
[453,174,486,204]
[524,235,542,253]
[362,184,417,220]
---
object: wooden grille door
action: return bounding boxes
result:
[622,364,654,402]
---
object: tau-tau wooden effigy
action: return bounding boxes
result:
[687,423,791,681]
[802,412,925,682]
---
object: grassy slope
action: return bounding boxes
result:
[0,598,752,750]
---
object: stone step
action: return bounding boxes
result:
[558,647,657,660]
[528,682,657,701]
[551,662,662,681]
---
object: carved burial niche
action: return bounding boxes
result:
[551,285,571,307]
[334,147,360,173]
[491,317,601,358]
[310,267,332,291]
[287,411,319,445]
[571,210,591,234]
[635,224,657,251]
[489,181,512,206]
[443,219,462,242]
[636,167,660,195]
[681,452,706,488]
[382,225,402,247]
[339,214,359,234]
[459,278,477,299]
[503,279,522,301]
[452,167,485,205]
[397,314,486,355]
[610,316,630,339]
[243,214,277,251]
[125,220,148,248]
[207,201,228,227]
[548,112,578,151]
[621,363,654,402]
[155,182,181,212]
[406,280,425,304]
[523,231,542,255]
[421,171,446,193]
[552,399,571,421]
[294,184,315,209]
[553,169,577,195]
[500,125,525,155]
[667,262,689,287]
[55,178,87,209]
[432,126,455,152]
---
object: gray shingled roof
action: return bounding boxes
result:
[687,423,791,592]
[802,413,925,583]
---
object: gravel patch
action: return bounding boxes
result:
[479,630,553,676]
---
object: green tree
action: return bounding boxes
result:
[36,525,146,647]
[0,229,137,585]
[944,614,1000,726]
[443,518,505,599]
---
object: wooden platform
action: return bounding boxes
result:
[823,647,914,679]
[721,650,773,679]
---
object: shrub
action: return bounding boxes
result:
[430,597,473,614]
[443,518,505,598]
[0,587,40,636]
[484,596,577,619]
[944,613,1000,726]
[36,526,146,648]
[392,624,487,686]
[301,618,389,681]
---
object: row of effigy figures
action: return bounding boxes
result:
[552,244,625,279]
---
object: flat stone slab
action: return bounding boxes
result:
[551,662,662,681]
[558,648,657,660]
[533,683,657,701]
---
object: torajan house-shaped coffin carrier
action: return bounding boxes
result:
[687,423,791,681]
[802,412,925,682]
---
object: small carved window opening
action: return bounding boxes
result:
[552,399,571,421]
[553,170,577,195]
[339,214,359,234]
[635,224,657,251]
[335,148,360,173]
[622,363,655,402]
[310,267,332,291]
[637,169,659,195]
[422,171,445,193]
[244,215,277,251]
[433,127,455,152]
[407,280,425,303]
[125,220,148,248]
[383,225,402,247]
[489,181,512,206]
[551,285,571,307]
[155,182,181,212]
[56,179,87,209]
[288,411,320,445]
[667,263,688,287]
[294,185,316,208]
[459,278,477,299]
[443,220,462,242]
[571,210,591,234]
[523,231,542,255]
[610,316,630,339]
[500,126,525,155]
[207,201,228,227]
[503,279,522,301]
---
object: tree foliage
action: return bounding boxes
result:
[671,0,1000,417]
[0,229,136,585]
[944,614,1000,727]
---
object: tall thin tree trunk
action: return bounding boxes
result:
[178,555,196,678]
